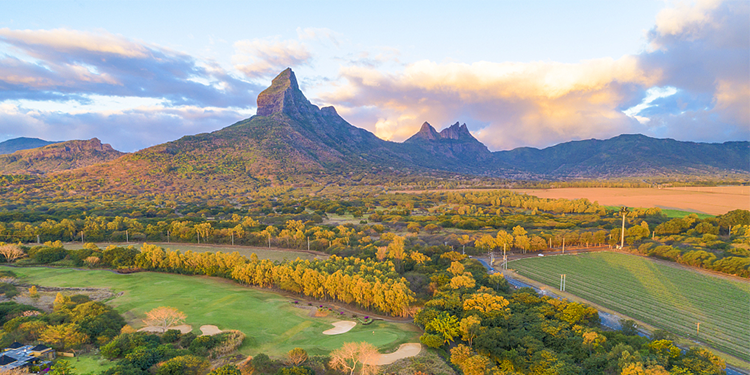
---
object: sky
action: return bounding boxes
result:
[0,0,747,152]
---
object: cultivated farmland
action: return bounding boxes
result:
[511,252,750,362]
[512,186,749,215]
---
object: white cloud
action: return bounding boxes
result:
[232,38,311,79]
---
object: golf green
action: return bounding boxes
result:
[7,267,420,357]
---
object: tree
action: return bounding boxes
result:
[463,293,510,317]
[447,261,465,276]
[495,230,513,252]
[208,364,242,375]
[475,235,496,253]
[0,244,24,263]
[143,306,187,332]
[29,285,39,298]
[425,312,460,344]
[50,360,75,375]
[41,324,88,350]
[410,252,429,265]
[287,347,308,366]
[459,316,481,346]
[329,342,380,375]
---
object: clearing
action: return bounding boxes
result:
[8,267,420,358]
[510,252,750,363]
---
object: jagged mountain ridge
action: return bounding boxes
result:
[0,137,60,155]
[9,68,747,191]
[0,138,124,175]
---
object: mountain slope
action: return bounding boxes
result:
[0,138,124,175]
[0,137,60,155]
[495,134,750,178]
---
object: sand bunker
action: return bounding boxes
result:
[322,321,356,335]
[370,343,422,365]
[138,324,192,334]
[200,325,222,336]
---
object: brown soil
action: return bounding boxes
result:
[511,186,749,215]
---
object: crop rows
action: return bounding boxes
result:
[511,252,750,361]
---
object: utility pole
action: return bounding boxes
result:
[167,231,170,243]
[126,230,129,243]
[560,274,567,291]
[36,234,40,244]
[307,236,310,251]
[81,232,84,243]
[268,233,271,248]
[562,237,565,254]
[696,322,701,336]
[231,231,234,246]
[620,206,630,249]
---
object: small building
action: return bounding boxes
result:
[0,343,55,371]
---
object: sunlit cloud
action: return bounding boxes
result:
[232,38,311,79]
[0,28,259,107]
[319,57,655,149]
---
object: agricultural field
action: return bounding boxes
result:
[512,186,749,215]
[63,242,328,262]
[510,252,750,363]
[8,267,419,358]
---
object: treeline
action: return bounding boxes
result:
[6,241,417,317]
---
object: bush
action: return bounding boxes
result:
[0,283,19,298]
[33,247,68,264]
[188,335,216,356]
[161,329,181,343]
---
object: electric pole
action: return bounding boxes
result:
[619,206,630,249]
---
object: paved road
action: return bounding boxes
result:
[474,256,747,375]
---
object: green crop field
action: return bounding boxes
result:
[8,267,419,358]
[64,242,328,262]
[511,252,750,362]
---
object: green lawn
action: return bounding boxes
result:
[8,267,420,358]
[63,242,328,262]
[511,252,750,362]
[65,353,115,375]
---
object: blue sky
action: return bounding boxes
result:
[1,0,747,151]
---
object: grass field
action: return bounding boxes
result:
[8,267,420,358]
[510,252,750,362]
[66,353,115,375]
[63,242,328,262]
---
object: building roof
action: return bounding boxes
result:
[7,342,23,349]
[0,355,15,366]
[30,344,50,352]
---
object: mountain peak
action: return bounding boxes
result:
[256,68,314,117]
[405,122,441,142]
[439,122,473,140]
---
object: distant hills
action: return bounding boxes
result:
[0,137,59,155]
[0,138,124,175]
[1,69,747,189]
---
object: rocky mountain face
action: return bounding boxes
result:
[405,122,493,163]
[0,137,59,155]
[0,138,124,175]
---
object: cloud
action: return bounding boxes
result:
[0,28,260,108]
[317,0,748,150]
[296,27,341,47]
[232,38,311,79]
[0,103,246,152]
[319,57,655,149]
[639,0,749,140]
